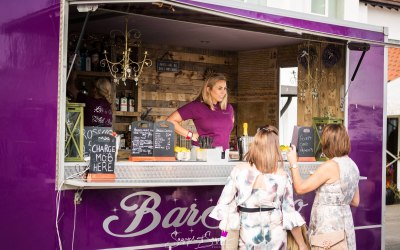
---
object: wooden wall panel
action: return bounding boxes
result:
[297,42,345,126]
[237,48,278,136]
[139,44,238,126]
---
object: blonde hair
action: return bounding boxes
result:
[245,125,283,173]
[321,124,350,159]
[196,73,228,111]
[95,78,112,104]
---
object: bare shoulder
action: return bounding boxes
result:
[235,162,252,170]
[232,162,254,174]
[318,160,340,182]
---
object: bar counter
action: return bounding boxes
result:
[64,161,322,189]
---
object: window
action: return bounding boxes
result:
[311,0,327,16]
[279,67,298,146]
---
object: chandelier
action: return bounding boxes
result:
[100,17,152,85]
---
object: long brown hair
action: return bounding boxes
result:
[321,124,350,159]
[245,125,283,173]
[196,73,228,110]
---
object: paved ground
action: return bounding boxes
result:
[385,203,400,250]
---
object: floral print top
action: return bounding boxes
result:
[210,163,305,249]
[309,156,360,250]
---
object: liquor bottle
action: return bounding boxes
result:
[91,52,99,72]
[120,92,128,112]
[85,50,91,71]
[243,122,248,136]
[80,51,86,71]
[128,93,135,112]
[115,92,120,111]
[119,133,126,150]
[238,122,249,161]
[125,124,132,149]
[80,81,89,95]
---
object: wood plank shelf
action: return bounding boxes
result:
[76,71,111,77]
[114,111,141,117]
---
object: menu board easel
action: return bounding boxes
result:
[291,126,316,162]
[153,121,175,161]
[87,134,116,182]
[129,121,176,162]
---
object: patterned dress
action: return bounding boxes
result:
[210,163,305,249]
[308,156,360,250]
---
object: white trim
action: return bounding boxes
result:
[382,34,389,250]
[344,47,349,128]
[354,224,382,230]
[56,1,69,190]
[398,117,400,191]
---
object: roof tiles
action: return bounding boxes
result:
[389,47,400,81]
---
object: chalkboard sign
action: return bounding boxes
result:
[131,121,154,156]
[156,60,179,72]
[83,127,113,157]
[89,134,116,173]
[291,126,315,157]
[153,121,174,157]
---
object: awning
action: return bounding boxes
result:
[70,0,390,46]
[165,0,389,45]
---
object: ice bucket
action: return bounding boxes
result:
[238,136,254,161]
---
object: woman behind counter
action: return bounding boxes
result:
[167,73,234,150]
[287,124,360,249]
[76,78,113,127]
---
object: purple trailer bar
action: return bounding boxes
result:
[0,0,385,249]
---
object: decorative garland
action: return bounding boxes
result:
[322,44,341,68]
[297,46,317,70]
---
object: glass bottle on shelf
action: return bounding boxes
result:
[128,93,135,112]
[80,50,86,71]
[85,50,91,72]
[80,82,89,96]
[120,92,128,112]
[126,124,132,149]
[115,92,120,111]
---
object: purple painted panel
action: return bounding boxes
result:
[356,227,382,249]
[347,46,384,228]
[60,187,222,249]
[175,0,384,42]
[58,186,315,249]
[0,1,60,249]
[0,0,384,249]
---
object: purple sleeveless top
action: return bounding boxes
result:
[178,100,234,150]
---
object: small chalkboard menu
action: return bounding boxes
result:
[83,126,113,157]
[291,126,316,161]
[153,121,174,157]
[131,121,154,156]
[89,134,116,174]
